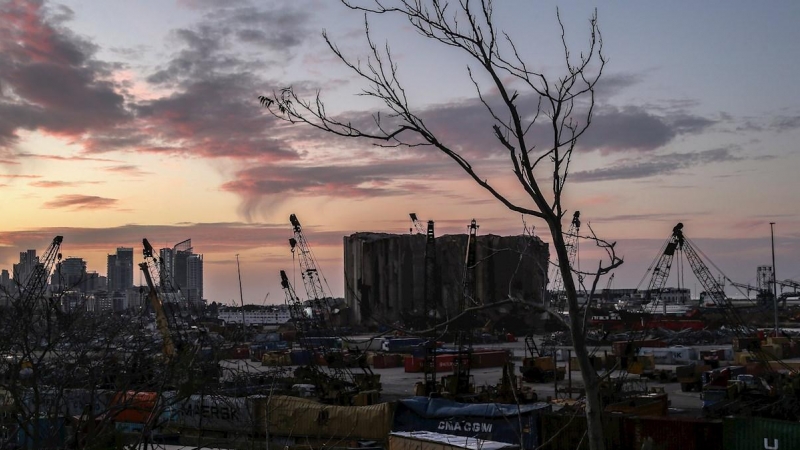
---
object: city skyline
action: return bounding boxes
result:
[1,1,799,303]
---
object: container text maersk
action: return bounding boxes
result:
[438,420,493,433]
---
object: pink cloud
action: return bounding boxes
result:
[42,194,117,210]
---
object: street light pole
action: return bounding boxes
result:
[770,222,778,337]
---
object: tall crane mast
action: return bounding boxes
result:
[280,270,358,404]
[409,213,426,234]
[642,224,731,308]
[140,239,177,359]
[423,219,438,324]
[549,211,581,310]
[285,215,380,403]
[460,219,479,313]
[643,223,685,303]
[289,214,328,320]
[18,236,63,306]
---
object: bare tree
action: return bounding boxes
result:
[260,2,622,449]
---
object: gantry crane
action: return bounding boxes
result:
[549,211,581,311]
[729,280,773,305]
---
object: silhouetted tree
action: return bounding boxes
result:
[260,2,621,449]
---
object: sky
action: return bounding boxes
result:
[1,0,799,305]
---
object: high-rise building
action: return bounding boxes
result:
[55,257,87,291]
[12,249,38,286]
[1,269,9,290]
[186,254,203,304]
[107,247,134,293]
[106,254,117,291]
[159,247,174,285]
[172,239,192,292]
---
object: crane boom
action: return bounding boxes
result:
[141,239,177,359]
[680,237,730,307]
[643,223,684,302]
[460,219,479,313]
[289,214,328,319]
[19,236,63,305]
[549,211,581,309]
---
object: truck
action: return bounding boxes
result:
[675,363,711,392]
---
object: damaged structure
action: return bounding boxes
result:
[343,230,549,330]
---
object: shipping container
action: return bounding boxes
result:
[16,417,66,449]
[383,337,426,353]
[624,417,723,450]
[21,388,113,418]
[169,394,266,435]
[290,349,313,366]
[110,391,159,424]
[392,396,550,450]
[637,346,698,365]
[538,413,625,450]
[405,354,458,373]
[390,431,518,450]
[267,395,393,440]
[723,416,800,450]
[470,350,511,369]
[612,339,666,357]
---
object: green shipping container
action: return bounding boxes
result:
[724,417,800,450]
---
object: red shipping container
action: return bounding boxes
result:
[111,392,158,424]
[403,354,457,373]
[470,350,510,369]
[373,354,388,369]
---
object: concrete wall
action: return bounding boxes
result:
[343,232,548,328]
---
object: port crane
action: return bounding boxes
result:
[140,239,178,359]
[409,213,426,234]
[642,223,731,308]
[728,281,773,305]
[548,211,581,311]
[16,236,63,306]
[286,215,380,403]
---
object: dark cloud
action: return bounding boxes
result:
[130,73,299,161]
[571,147,744,182]
[42,194,117,210]
[771,115,800,132]
[0,0,129,149]
[221,158,453,218]
[147,2,310,86]
[580,106,715,153]
[319,93,718,162]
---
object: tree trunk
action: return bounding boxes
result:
[550,221,606,450]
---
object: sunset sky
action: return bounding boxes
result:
[1,0,799,305]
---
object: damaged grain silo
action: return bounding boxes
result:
[343,226,549,332]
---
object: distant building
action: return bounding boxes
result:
[343,230,549,327]
[1,269,9,291]
[163,239,204,307]
[186,253,203,304]
[12,249,38,286]
[217,306,291,326]
[53,257,87,292]
[107,247,134,293]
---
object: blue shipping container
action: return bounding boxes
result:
[290,349,313,366]
[16,417,66,449]
[392,397,550,450]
